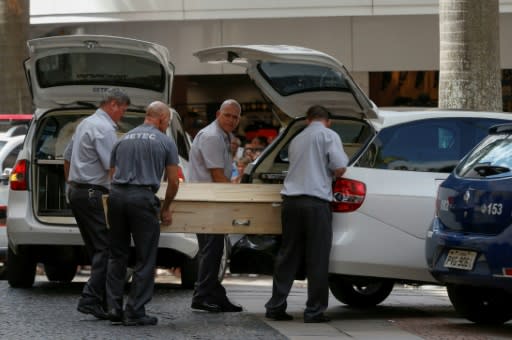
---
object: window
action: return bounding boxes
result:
[258,62,350,96]
[356,118,509,173]
[456,134,512,178]
[36,53,165,92]
[275,118,372,163]
[3,144,23,170]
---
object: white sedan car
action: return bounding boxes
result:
[194,45,512,307]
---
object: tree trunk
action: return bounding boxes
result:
[0,0,31,114]
[438,0,502,111]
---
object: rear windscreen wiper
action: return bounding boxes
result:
[473,164,511,176]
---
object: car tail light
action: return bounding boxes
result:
[177,166,185,182]
[331,178,366,212]
[10,159,28,191]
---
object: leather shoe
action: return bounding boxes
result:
[108,309,123,324]
[304,314,331,323]
[220,300,243,313]
[122,314,158,326]
[77,304,109,320]
[265,310,293,321]
[191,300,222,313]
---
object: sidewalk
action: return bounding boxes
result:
[156,271,452,339]
[223,275,428,339]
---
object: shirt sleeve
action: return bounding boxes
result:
[94,128,118,171]
[326,130,349,170]
[200,134,226,169]
[165,138,179,166]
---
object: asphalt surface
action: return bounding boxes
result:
[0,273,285,340]
[2,271,512,339]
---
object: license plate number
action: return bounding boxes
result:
[444,249,477,270]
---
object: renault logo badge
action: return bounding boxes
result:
[463,190,471,203]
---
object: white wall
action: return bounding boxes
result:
[30,10,512,75]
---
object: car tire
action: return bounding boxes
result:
[447,284,512,324]
[328,275,394,307]
[7,245,36,288]
[44,263,77,283]
[180,235,230,289]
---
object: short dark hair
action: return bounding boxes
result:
[100,87,131,106]
[306,105,330,120]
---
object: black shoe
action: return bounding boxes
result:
[191,300,222,313]
[220,300,243,313]
[77,304,109,320]
[304,314,331,323]
[265,310,293,321]
[108,309,123,324]
[122,315,158,326]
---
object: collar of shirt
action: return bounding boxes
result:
[97,108,118,130]
[214,119,231,143]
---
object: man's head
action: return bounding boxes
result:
[100,88,131,123]
[216,99,241,134]
[145,101,171,133]
[306,105,331,127]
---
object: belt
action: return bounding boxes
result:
[69,182,109,194]
[111,183,154,192]
[282,194,330,203]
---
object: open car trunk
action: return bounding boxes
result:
[33,109,146,224]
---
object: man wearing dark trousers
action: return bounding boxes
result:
[187,99,243,313]
[106,101,180,326]
[265,105,348,323]
[64,88,131,320]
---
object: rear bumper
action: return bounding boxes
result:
[426,217,512,290]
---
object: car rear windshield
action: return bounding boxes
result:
[258,62,350,96]
[36,53,165,92]
[456,133,512,178]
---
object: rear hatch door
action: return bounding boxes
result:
[194,45,378,120]
[25,34,174,110]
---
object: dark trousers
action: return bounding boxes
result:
[192,234,227,304]
[265,195,333,319]
[69,185,109,308]
[106,186,160,318]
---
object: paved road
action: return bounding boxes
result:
[1,272,512,339]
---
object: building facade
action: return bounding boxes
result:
[29,0,512,138]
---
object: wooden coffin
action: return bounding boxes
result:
[104,183,283,234]
[159,182,283,234]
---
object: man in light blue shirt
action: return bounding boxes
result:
[265,105,348,323]
[187,99,244,313]
[64,88,130,320]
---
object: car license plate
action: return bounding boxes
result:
[444,249,477,270]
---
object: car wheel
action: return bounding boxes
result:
[7,245,36,288]
[180,235,230,289]
[44,263,77,283]
[328,275,394,307]
[447,284,512,324]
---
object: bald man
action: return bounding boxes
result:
[106,101,180,326]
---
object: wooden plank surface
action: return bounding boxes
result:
[156,182,283,202]
[104,182,283,234]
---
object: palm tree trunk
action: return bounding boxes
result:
[0,0,31,113]
[438,0,502,111]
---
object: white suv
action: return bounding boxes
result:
[6,35,202,288]
[194,45,512,307]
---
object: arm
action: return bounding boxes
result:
[160,164,180,225]
[63,160,70,182]
[333,167,346,179]
[210,168,231,183]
